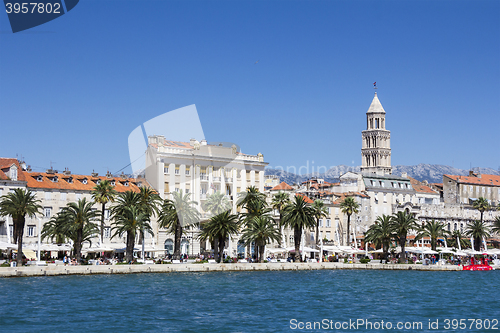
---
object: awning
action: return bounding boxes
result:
[23,249,37,260]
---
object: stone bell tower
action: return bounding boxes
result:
[361,92,392,175]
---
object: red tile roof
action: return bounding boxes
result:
[444,174,500,187]
[271,181,293,191]
[0,158,27,181]
[23,171,142,193]
[407,176,439,194]
[296,193,314,204]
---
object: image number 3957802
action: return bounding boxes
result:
[3,0,79,33]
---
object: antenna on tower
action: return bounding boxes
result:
[373,82,377,91]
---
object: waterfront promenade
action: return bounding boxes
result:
[0,262,462,277]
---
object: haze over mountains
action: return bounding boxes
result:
[265,164,500,185]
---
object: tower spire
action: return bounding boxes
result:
[361,91,391,175]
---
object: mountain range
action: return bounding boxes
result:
[264,164,500,185]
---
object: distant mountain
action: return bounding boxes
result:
[265,164,500,185]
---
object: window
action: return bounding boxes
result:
[44,207,51,218]
[45,192,51,200]
[335,208,339,215]
[104,209,110,219]
[175,166,180,175]
[61,192,67,201]
[27,225,35,237]
[289,235,294,243]
[326,219,331,228]
[185,168,190,175]
[379,181,383,187]
[454,223,457,231]
[82,178,87,185]
[164,167,169,174]
[164,239,174,255]
[383,194,387,203]
[10,167,17,181]
[447,223,450,231]
[37,175,43,182]
[319,219,323,227]
[67,177,73,184]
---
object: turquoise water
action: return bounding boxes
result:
[1,270,499,332]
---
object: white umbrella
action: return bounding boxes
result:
[286,246,319,253]
[266,248,287,254]
[0,241,18,250]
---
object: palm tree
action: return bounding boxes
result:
[241,215,281,262]
[340,196,360,246]
[492,216,500,236]
[237,186,270,257]
[0,188,42,266]
[136,187,161,254]
[271,191,291,247]
[447,229,469,249]
[198,210,239,262]
[271,191,291,227]
[237,186,267,216]
[418,220,448,251]
[390,211,418,263]
[473,197,490,224]
[465,220,491,251]
[282,195,316,262]
[59,198,99,262]
[364,214,393,261]
[111,206,153,263]
[42,213,68,245]
[311,199,328,245]
[91,180,117,245]
[111,190,140,216]
[203,191,231,216]
[158,190,200,259]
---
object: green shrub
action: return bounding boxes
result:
[359,258,371,264]
[1,262,10,267]
[343,258,348,263]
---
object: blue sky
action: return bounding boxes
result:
[1,0,499,176]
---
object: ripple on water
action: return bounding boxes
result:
[0,270,499,332]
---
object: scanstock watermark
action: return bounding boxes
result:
[290,318,500,330]
[3,0,79,33]
[128,104,255,227]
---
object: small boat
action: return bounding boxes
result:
[463,256,493,271]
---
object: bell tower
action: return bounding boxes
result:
[361,92,392,175]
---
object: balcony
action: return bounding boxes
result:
[213,177,221,182]
[200,193,207,200]
[200,175,208,181]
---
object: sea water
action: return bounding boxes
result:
[1,270,498,332]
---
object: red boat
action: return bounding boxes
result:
[463,257,493,271]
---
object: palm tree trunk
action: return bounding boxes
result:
[16,223,24,266]
[383,243,388,262]
[315,219,320,245]
[214,238,219,262]
[474,236,480,251]
[294,226,301,262]
[346,214,351,246]
[174,223,182,260]
[400,236,406,263]
[75,228,83,263]
[100,203,106,245]
[259,241,265,263]
[126,231,134,263]
[218,237,225,262]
